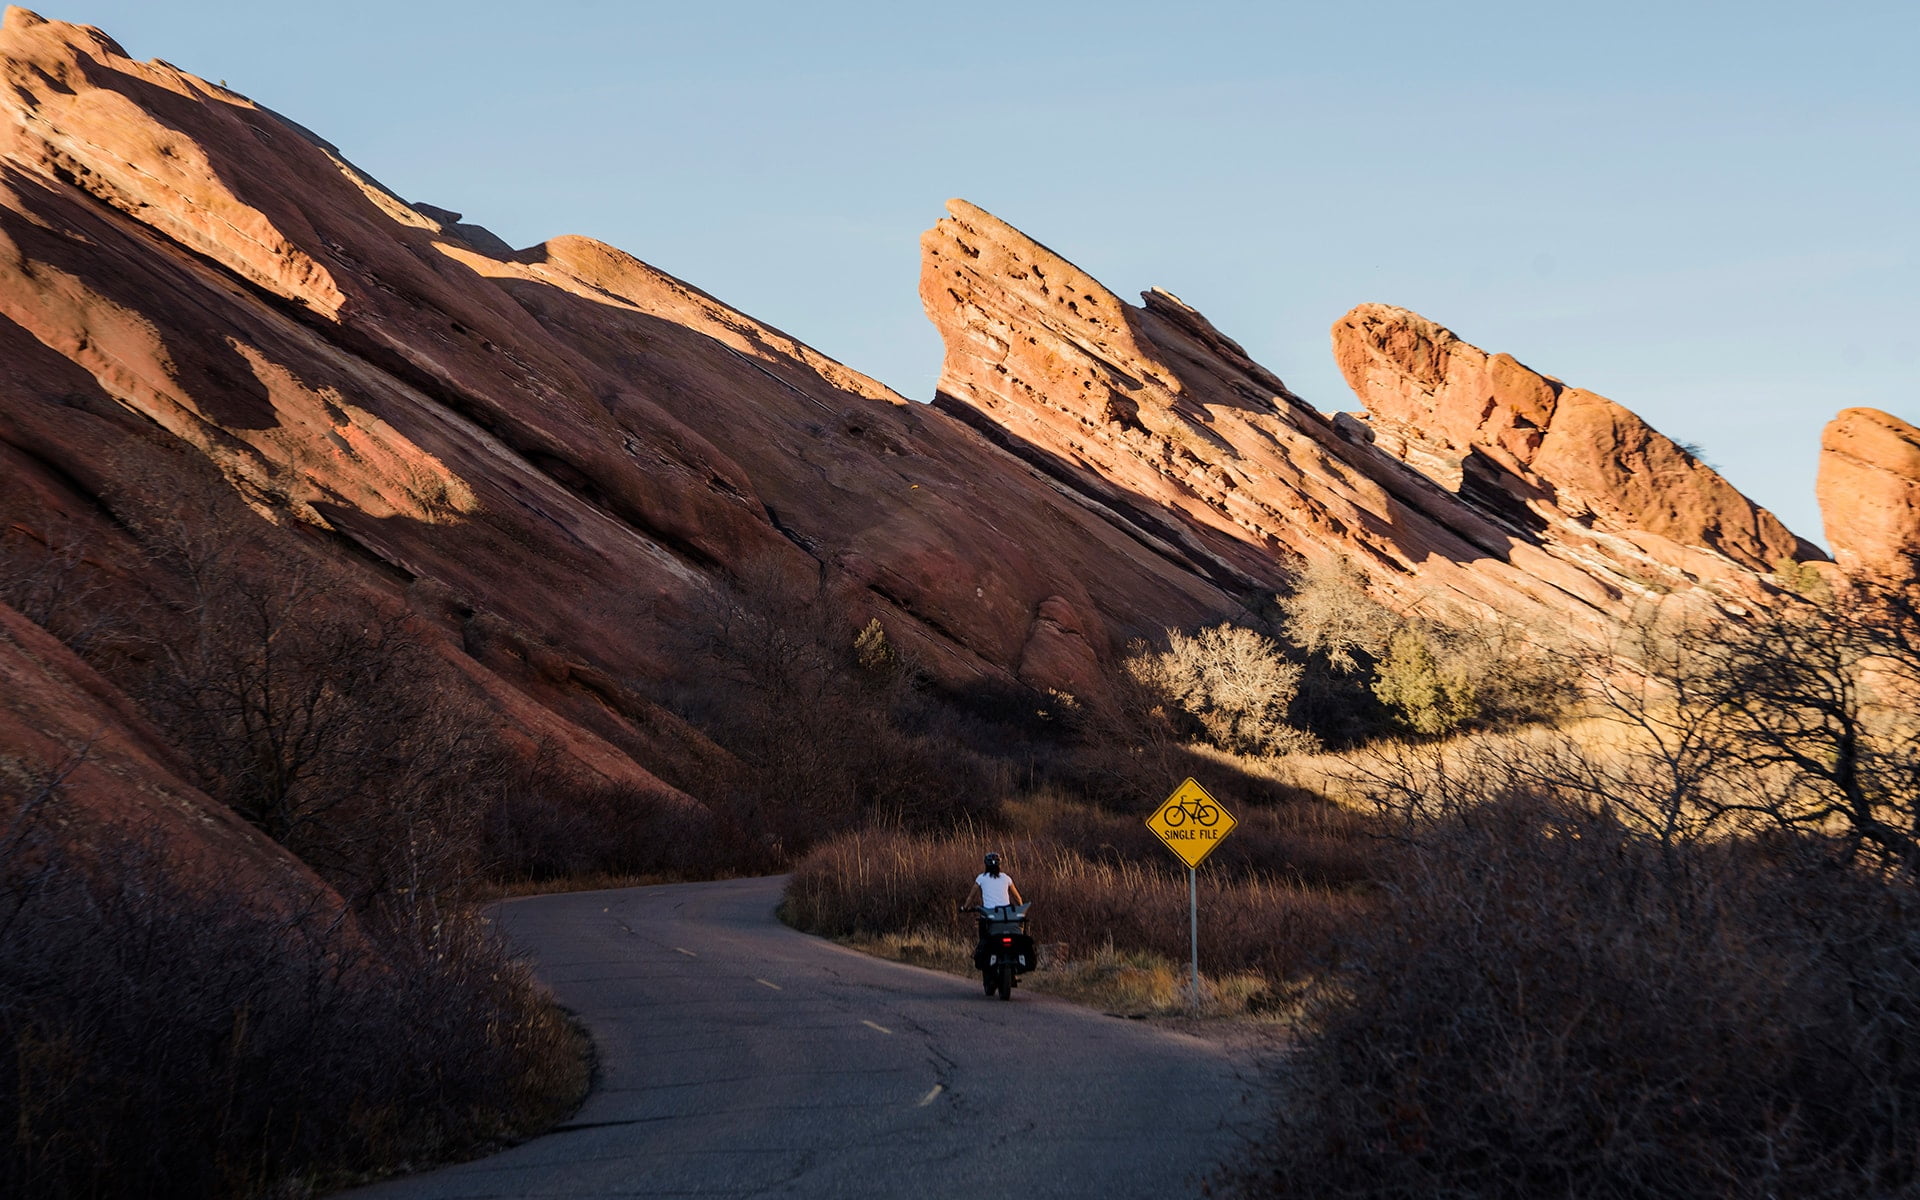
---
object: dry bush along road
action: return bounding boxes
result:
[342,877,1258,1199]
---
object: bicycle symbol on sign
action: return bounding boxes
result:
[1162,794,1220,828]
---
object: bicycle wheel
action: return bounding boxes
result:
[1163,803,1186,827]
[1196,804,1219,827]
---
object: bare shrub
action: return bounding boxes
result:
[483,762,733,882]
[1570,587,1920,877]
[1710,581,1920,876]
[1226,789,1920,1200]
[132,562,510,911]
[667,557,1002,847]
[0,512,122,656]
[1459,611,1581,728]
[0,468,598,1193]
[0,766,583,1199]
[1122,623,1319,757]
[1277,555,1395,673]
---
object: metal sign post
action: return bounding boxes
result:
[1188,866,1200,1008]
[1144,778,1237,1013]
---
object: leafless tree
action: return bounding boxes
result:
[0,511,126,656]
[1276,554,1396,673]
[1707,580,1920,876]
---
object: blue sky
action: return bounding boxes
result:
[38,1,1919,545]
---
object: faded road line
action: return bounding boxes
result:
[756,978,782,990]
[673,947,697,957]
[861,1020,892,1035]
[916,1085,944,1107]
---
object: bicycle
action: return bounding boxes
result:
[1162,796,1219,827]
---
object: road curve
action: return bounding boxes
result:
[342,876,1264,1200]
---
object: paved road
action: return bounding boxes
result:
[343,876,1265,1199]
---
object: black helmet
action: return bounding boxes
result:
[983,852,1001,875]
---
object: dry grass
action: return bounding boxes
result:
[480,870,688,901]
[833,928,1283,1018]
[783,827,1372,989]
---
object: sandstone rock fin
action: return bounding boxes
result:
[1820,407,1920,580]
[1333,302,1824,578]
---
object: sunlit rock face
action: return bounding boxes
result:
[921,199,1824,641]
[1820,408,1920,582]
[1333,303,1823,583]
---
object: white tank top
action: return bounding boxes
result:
[976,871,1015,908]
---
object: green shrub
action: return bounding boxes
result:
[1373,628,1477,734]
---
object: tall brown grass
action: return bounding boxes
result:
[783,828,1370,984]
[999,787,1374,888]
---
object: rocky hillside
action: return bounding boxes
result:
[1,6,1914,890]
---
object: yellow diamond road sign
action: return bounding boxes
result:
[1146,777,1237,869]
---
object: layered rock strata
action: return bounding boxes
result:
[0,3,1898,874]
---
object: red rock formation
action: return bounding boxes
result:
[1820,408,1920,581]
[0,2,1240,825]
[921,201,1824,639]
[1333,304,1821,581]
[0,2,1862,872]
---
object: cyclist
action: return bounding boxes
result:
[962,851,1024,913]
